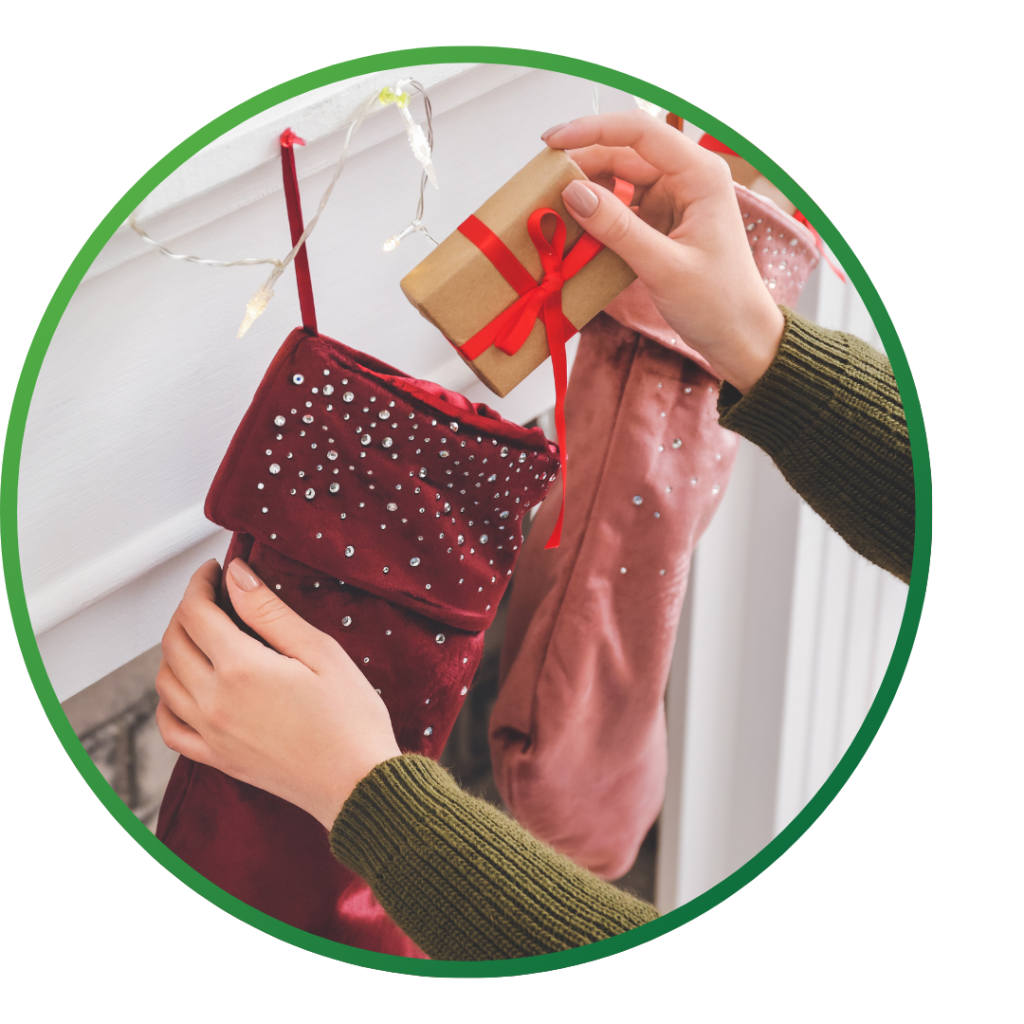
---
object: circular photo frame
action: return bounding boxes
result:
[1,46,930,976]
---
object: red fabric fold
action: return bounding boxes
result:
[159,326,560,955]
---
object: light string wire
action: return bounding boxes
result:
[234,91,380,336]
[382,78,439,251]
[127,83,432,338]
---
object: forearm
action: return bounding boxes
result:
[329,755,660,960]
[718,307,915,583]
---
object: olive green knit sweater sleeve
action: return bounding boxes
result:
[329,754,659,960]
[718,307,915,582]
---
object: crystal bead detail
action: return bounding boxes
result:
[342,392,354,403]
[269,463,281,474]
[292,374,305,385]
[304,488,315,500]
[410,557,421,566]
[274,415,286,427]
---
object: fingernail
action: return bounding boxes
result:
[541,122,569,141]
[562,180,599,217]
[228,558,261,592]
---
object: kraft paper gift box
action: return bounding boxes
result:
[400,147,637,398]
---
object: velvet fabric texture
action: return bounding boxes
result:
[157,327,558,956]
[490,187,820,880]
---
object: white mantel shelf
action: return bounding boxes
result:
[21,64,641,700]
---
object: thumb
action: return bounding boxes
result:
[562,179,682,287]
[225,558,340,669]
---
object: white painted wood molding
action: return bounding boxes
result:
[20,65,635,699]
[655,265,909,911]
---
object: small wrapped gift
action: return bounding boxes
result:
[400,147,637,398]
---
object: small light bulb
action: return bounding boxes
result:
[382,220,425,253]
[633,96,665,119]
[237,281,274,338]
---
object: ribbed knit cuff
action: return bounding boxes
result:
[718,307,915,583]
[330,755,660,961]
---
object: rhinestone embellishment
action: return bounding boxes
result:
[292,374,305,385]
[360,434,371,446]
[329,483,340,493]
[274,415,286,427]
[304,488,315,500]
[435,634,445,644]
[269,463,281,475]
[342,616,352,627]
[323,384,334,396]
[633,495,643,506]
[342,392,354,403]
[387,502,398,511]
[410,557,421,566]
[672,438,683,449]
[345,546,355,557]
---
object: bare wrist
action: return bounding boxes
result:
[315,744,402,830]
[716,302,785,394]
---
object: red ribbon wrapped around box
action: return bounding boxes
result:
[401,149,638,550]
[443,179,635,548]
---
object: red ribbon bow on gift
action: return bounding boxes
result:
[453,179,633,549]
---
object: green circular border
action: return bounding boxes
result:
[1,46,931,977]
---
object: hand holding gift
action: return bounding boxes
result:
[545,110,787,394]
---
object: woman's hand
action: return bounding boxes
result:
[544,111,785,393]
[154,558,401,829]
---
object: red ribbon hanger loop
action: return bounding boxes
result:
[279,128,318,335]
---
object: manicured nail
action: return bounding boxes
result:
[562,180,599,217]
[228,558,261,592]
[541,122,569,141]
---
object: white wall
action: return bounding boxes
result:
[19,65,640,699]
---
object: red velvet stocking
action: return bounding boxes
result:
[157,327,558,956]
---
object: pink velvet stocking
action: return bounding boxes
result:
[490,186,820,879]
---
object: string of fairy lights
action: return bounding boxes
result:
[128,79,440,338]
[129,79,665,340]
